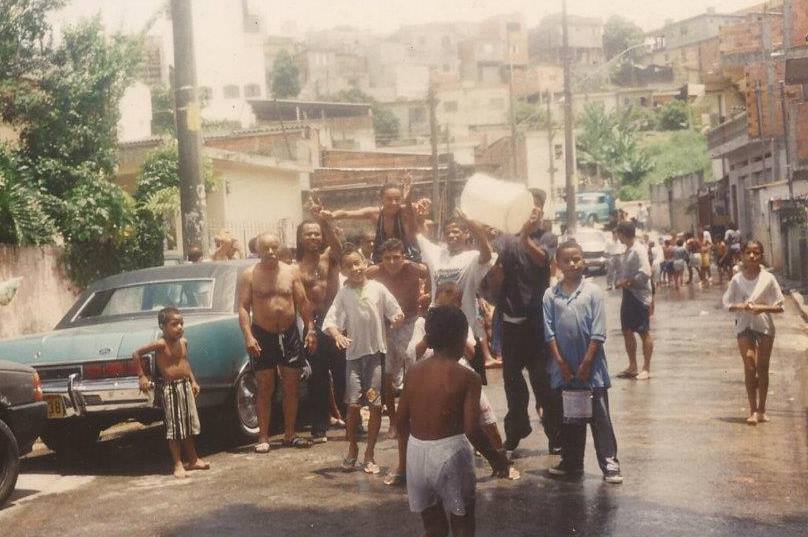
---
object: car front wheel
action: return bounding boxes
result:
[0,418,20,506]
[232,368,259,441]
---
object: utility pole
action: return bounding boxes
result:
[562,0,576,233]
[428,83,442,232]
[546,91,556,204]
[171,0,207,256]
[506,24,519,181]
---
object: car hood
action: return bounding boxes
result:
[578,240,606,253]
[0,315,232,366]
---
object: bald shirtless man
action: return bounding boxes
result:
[296,202,343,442]
[397,305,495,537]
[238,234,317,452]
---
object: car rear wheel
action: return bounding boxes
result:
[0,418,20,506]
[232,369,259,441]
[40,421,100,457]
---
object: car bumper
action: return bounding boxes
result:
[6,401,47,455]
[42,374,152,419]
[584,257,608,272]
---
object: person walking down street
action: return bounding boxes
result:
[605,231,625,290]
[237,234,317,453]
[323,246,404,474]
[614,222,654,381]
[543,241,622,484]
[672,239,688,289]
[396,305,494,537]
[487,189,561,456]
[722,240,785,425]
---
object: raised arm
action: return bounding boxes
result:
[324,206,380,222]
[237,268,261,358]
[460,213,492,265]
[131,340,164,392]
[317,214,344,264]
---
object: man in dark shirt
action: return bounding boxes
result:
[489,189,561,455]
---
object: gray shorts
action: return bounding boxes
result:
[386,317,417,389]
[345,353,384,407]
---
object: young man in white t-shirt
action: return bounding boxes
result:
[413,206,496,381]
[323,246,404,474]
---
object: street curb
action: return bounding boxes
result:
[790,290,808,322]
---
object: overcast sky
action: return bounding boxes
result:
[56,0,761,35]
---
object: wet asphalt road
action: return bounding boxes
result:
[2,275,808,537]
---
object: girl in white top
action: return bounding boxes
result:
[722,240,785,425]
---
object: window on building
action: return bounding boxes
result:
[444,101,458,112]
[223,85,240,99]
[244,84,261,98]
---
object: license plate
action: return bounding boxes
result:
[45,395,65,418]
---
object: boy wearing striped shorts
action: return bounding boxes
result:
[133,307,209,479]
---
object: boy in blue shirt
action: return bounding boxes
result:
[542,240,622,484]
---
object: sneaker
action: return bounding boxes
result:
[604,470,623,484]
[548,444,563,456]
[311,435,328,445]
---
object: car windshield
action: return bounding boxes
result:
[74,279,215,321]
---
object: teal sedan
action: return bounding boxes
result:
[0,261,266,454]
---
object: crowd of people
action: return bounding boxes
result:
[132,179,788,535]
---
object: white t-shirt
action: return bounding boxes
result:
[323,280,403,360]
[416,234,497,339]
[702,230,712,244]
[722,269,784,336]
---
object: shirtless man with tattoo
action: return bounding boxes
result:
[238,233,317,452]
[296,194,344,442]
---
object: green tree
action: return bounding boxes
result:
[330,89,400,146]
[0,0,64,82]
[0,148,57,245]
[656,100,690,130]
[270,50,301,98]
[512,99,551,130]
[151,84,175,135]
[576,103,618,184]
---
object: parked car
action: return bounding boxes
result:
[0,261,268,456]
[567,228,608,275]
[0,360,47,506]
[554,191,616,225]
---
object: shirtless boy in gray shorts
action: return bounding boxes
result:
[396,305,494,537]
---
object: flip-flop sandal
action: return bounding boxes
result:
[384,472,405,486]
[616,370,638,379]
[341,456,358,471]
[284,436,312,449]
[362,461,381,475]
[254,442,270,453]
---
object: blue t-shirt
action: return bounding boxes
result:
[542,278,610,390]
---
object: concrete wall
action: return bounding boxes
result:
[0,246,79,339]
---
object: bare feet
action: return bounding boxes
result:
[173,465,188,479]
[184,459,210,471]
[756,412,769,423]
[746,414,758,425]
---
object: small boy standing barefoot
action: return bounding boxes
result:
[324,245,404,474]
[543,241,622,484]
[133,307,209,479]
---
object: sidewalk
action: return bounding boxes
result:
[773,271,808,321]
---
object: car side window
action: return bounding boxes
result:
[74,279,215,321]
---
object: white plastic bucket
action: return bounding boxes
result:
[459,173,534,234]
[562,389,593,422]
